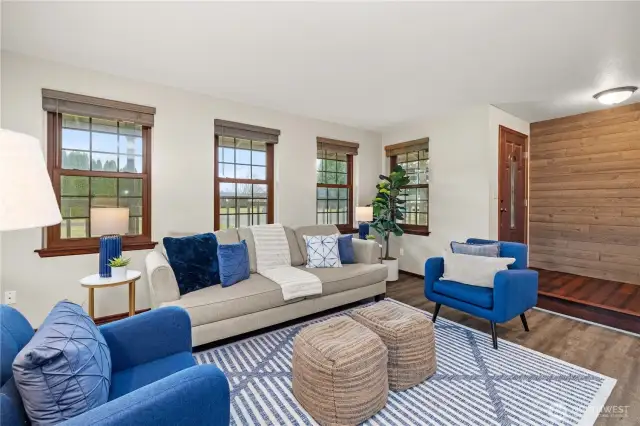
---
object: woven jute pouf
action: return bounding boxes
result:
[292,316,388,426]
[351,301,437,391]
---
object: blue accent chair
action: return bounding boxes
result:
[1,305,230,426]
[425,238,538,349]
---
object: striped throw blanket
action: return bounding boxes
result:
[251,224,322,300]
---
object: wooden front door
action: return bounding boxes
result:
[499,126,528,243]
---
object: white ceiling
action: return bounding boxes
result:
[2,1,639,130]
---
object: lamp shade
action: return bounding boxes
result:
[356,206,373,222]
[0,129,62,231]
[91,208,129,236]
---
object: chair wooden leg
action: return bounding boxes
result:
[520,313,530,332]
[432,303,441,323]
[490,321,498,349]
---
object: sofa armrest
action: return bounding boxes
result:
[61,365,230,426]
[493,269,538,323]
[352,239,380,264]
[424,257,444,299]
[146,250,180,307]
[99,307,192,373]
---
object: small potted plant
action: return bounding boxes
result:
[108,256,131,280]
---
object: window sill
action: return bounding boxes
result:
[35,241,158,258]
[400,226,430,236]
[337,226,359,234]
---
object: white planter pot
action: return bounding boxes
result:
[382,258,399,282]
[111,266,127,281]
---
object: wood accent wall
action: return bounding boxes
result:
[529,102,640,285]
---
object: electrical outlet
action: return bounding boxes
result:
[5,291,17,305]
[399,248,404,256]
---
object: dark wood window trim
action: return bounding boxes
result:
[36,112,156,258]
[213,134,275,230]
[390,152,430,237]
[317,153,355,234]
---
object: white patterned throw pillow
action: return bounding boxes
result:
[304,234,343,268]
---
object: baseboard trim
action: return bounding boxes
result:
[94,309,150,325]
[399,270,424,279]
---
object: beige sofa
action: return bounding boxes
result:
[145,225,387,346]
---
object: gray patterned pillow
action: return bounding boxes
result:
[450,241,500,257]
[304,234,343,268]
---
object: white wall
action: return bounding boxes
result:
[380,105,529,275]
[0,51,382,326]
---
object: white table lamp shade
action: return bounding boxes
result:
[91,208,129,236]
[0,129,62,231]
[356,206,373,222]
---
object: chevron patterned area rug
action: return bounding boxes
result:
[194,299,615,426]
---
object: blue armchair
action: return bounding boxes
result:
[1,305,230,426]
[425,238,538,349]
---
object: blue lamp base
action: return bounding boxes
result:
[358,223,370,240]
[99,235,122,278]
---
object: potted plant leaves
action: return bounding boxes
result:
[108,256,131,280]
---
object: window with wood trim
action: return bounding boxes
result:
[315,137,358,233]
[214,120,278,230]
[38,90,156,257]
[386,137,429,236]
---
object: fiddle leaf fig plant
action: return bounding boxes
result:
[370,164,410,260]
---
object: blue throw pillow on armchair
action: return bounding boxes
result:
[12,301,111,425]
[338,234,356,264]
[218,240,251,287]
[163,233,220,295]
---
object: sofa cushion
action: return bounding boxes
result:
[338,234,356,264]
[108,352,194,401]
[237,227,257,273]
[238,226,304,271]
[215,229,240,245]
[285,226,304,266]
[433,280,494,309]
[296,263,388,296]
[295,224,340,262]
[12,301,111,425]
[450,241,499,257]
[304,234,342,268]
[163,233,220,295]
[161,274,287,327]
[218,240,250,287]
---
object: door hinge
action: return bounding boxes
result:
[523,152,529,159]
[524,199,528,207]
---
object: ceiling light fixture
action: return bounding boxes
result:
[593,86,638,105]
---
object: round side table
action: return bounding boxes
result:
[80,270,142,319]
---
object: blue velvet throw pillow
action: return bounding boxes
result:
[338,234,356,264]
[450,241,500,257]
[218,240,251,287]
[163,233,220,295]
[12,301,111,425]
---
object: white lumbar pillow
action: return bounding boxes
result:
[441,251,515,288]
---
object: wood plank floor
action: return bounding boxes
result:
[388,273,640,426]
[534,268,640,334]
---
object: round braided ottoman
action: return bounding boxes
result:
[292,316,388,426]
[351,301,437,391]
